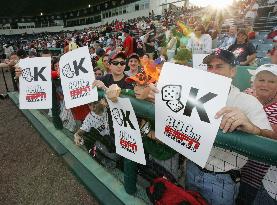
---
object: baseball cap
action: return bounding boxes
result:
[110,52,126,61]
[128,53,140,61]
[254,64,277,76]
[16,49,28,59]
[123,27,130,34]
[96,48,105,56]
[203,48,238,67]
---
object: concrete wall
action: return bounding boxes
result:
[0,22,104,35]
[102,9,149,24]
[149,0,164,15]
[0,26,64,35]
[0,0,167,35]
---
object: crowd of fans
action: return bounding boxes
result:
[1,1,277,205]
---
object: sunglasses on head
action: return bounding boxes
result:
[111,61,126,66]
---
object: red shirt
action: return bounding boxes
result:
[71,105,90,121]
[248,31,256,40]
[123,35,134,57]
[115,21,123,31]
[51,71,59,79]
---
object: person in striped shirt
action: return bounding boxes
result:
[238,64,277,205]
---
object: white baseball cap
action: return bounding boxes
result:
[254,64,277,76]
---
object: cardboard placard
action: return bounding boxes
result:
[59,46,98,109]
[155,62,231,167]
[19,57,52,109]
[193,54,209,71]
[107,97,146,165]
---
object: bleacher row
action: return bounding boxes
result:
[250,31,274,65]
[0,0,276,204]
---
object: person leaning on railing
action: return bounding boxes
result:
[238,64,277,205]
[124,53,141,77]
[92,52,133,91]
[148,49,273,205]
[74,52,134,157]
[74,98,111,147]
[125,68,180,182]
[0,52,20,91]
[14,50,59,81]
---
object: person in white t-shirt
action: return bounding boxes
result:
[147,49,272,205]
[4,43,14,59]
[74,100,110,146]
[187,24,212,54]
[219,25,237,50]
[245,0,259,19]
[166,30,178,61]
[185,49,272,205]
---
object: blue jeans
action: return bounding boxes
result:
[253,185,277,205]
[185,161,239,205]
[236,181,259,205]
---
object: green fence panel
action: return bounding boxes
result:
[233,66,257,91]
[99,90,277,165]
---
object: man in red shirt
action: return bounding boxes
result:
[123,28,134,57]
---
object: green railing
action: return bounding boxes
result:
[95,90,277,165]
[233,65,257,91]
[91,89,277,195]
[10,57,275,198]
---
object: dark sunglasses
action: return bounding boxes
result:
[111,61,126,66]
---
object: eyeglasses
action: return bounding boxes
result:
[111,61,126,66]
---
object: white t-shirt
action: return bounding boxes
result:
[252,3,259,10]
[205,86,272,172]
[268,0,277,4]
[219,35,236,50]
[80,109,110,136]
[263,166,277,200]
[4,46,14,57]
[187,34,212,54]
[245,11,256,19]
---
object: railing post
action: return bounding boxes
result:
[124,158,137,195]
[51,81,63,129]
